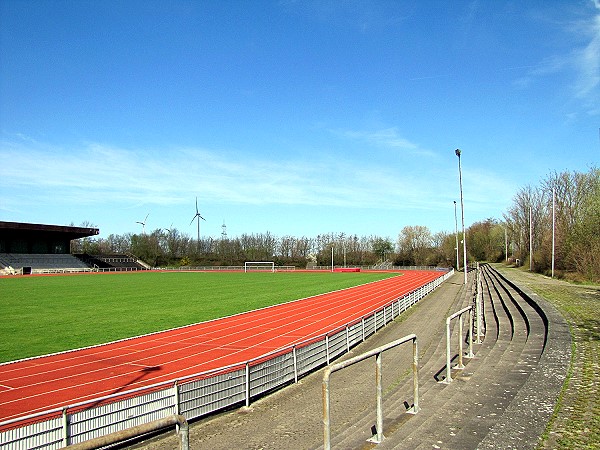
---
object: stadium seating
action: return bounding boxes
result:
[0,253,90,270]
[76,253,148,270]
[0,253,149,273]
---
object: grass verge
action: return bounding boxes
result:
[494,264,599,449]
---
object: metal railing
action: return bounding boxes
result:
[442,305,474,383]
[0,270,453,449]
[64,414,188,450]
[322,334,419,449]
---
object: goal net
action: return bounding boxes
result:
[244,261,275,273]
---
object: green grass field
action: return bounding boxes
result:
[0,271,397,363]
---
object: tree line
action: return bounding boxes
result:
[71,167,599,281]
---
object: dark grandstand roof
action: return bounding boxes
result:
[0,221,99,240]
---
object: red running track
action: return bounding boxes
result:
[0,270,443,425]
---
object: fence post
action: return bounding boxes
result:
[346,326,350,354]
[362,317,365,342]
[245,362,250,407]
[174,381,180,416]
[475,263,483,343]
[62,407,69,447]
[467,308,475,358]
[412,336,419,413]
[456,315,465,369]
[367,352,384,444]
[445,316,453,383]
[293,345,298,383]
[323,370,332,450]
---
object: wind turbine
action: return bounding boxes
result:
[136,213,149,234]
[190,197,206,248]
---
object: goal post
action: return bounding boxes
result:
[244,261,275,273]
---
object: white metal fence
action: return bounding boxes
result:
[0,270,453,449]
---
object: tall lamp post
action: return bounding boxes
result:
[331,244,334,273]
[454,200,460,270]
[455,149,468,285]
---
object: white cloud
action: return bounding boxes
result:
[515,4,600,112]
[573,12,600,98]
[332,127,436,157]
[0,139,444,214]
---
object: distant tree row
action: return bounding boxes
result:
[71,167,599,281]
[71,229,404,268]
[503,167,599,281]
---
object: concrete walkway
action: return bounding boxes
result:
[133,267,570,450]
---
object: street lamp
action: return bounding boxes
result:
[455,149,468,285]
[454,200,460,270]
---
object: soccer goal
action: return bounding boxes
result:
[244,261,275,273]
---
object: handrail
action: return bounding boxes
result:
[322,334,419,449]
[65,414,188,449]
[442,305,474,383]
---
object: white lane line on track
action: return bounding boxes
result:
[0,275,410,378]
[1,273,438,392]
[0,272,443,420]
[0,276,412,390]
[1,273,435,386]
[4,275,416,369]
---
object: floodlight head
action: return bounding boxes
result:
[455,148,461,157]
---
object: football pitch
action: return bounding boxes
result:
[0,271,397,363]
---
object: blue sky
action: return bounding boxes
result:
[1,1,599,241]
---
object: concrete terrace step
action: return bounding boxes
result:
[374,272,529,449]
[329,275,473,449]
[374,265,553,450]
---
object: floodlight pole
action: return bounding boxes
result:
[454,200,460,271]
[529,206,533,272]
[331,245,334,272]
[505,225,508,262]
[455,149,467,285]
[552,187,555,278]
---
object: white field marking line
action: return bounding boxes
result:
[0,271,439,397]
[0,275,410,393]
[0,384,15,390]
[1,272,439,394]
[0,275,411,379]
[1,273,439,408]
[0,275,404,376]
[1,272,443,413]
[0,274,443,421]
[0,276,408,389]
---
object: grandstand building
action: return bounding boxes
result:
[0,221,99,254]
[0,221,99,274]
[0,221,147,274]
